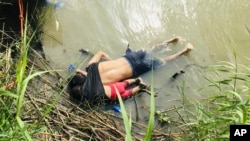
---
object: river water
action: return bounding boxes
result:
[42,0,250,123]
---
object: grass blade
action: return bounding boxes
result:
[0,89,18,98]
[144,71,155,141]
[116,88,132,141]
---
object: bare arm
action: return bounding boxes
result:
[87,51,112,66]
[101,51,112,61]
[76,69,87,76]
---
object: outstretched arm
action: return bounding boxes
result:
[87,51,112,66]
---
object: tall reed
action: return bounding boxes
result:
[116,89,133,141]
[144,73,155,141]
[177,58,250,140]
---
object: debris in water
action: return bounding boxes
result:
[171,70,185,79]
[112,105,121,113]
[68,64,75,72]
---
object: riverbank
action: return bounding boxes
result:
[1,1,250,141]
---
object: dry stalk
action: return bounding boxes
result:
[23,51,174,140]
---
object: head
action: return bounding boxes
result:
[68,73,86,88]
[70,85,83,99]
[67,73,86,100]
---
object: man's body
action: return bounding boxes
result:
[68,36,194,102]
[91,57,133,84]
[77,36,193,84]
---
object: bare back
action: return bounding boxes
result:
[98,57,133,84]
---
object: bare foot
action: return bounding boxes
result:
[184,43,194,54]
[138,77,144,82]
[159,36,182,46]
[164,36,182,44]
[151,36,182,51]
[138,78,150,89]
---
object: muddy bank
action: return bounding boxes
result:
[0,0,46,54]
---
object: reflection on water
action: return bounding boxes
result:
[42,0,250,122]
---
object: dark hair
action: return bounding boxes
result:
[68,74,86,87]
[67,74,86,100]
[70,85,83,99]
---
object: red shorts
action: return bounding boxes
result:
[109,81,132,100]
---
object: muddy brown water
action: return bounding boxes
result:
[42,0,250,123]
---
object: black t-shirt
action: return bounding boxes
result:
[82,63,108,104]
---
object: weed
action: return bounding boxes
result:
[176,60,250,141]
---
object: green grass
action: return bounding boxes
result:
[144,72,155,141]
[0,12,53,140]
[116,89,133,141]
[15,15,47,141]
[175,60,250,141]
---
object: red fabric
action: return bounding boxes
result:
[109,81,133,100]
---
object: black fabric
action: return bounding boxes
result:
[124,49,164,77]
[81,63,107,104]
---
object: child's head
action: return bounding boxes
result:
[67,74,86,100]
[70,85,82,99]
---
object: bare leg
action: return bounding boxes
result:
[131,86,141,95]
[124,78,137,85]
[163,43,194,62]
[162,36,182,44]
[124,77,144,85]
[151,36,182,51]
[124,78,144,95]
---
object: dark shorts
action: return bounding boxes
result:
[123,49,164,77]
